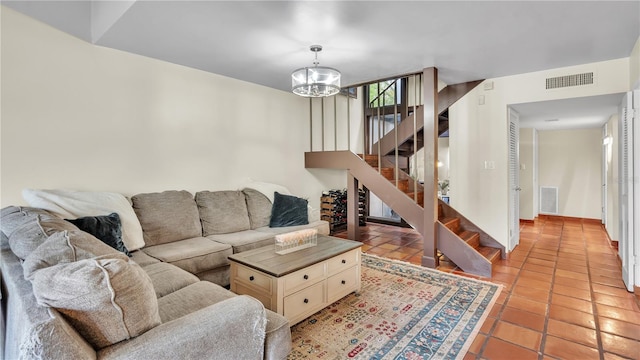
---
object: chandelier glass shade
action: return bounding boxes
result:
[291,45,341,97]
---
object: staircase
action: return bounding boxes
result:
[305,71,505,278]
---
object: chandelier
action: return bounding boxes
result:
[291,45,341,97]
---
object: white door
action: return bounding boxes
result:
[619,91,635,291]
[508,108,520,251]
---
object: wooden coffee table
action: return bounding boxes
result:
[229,236,362,325]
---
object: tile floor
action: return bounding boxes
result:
[333,217,640,359]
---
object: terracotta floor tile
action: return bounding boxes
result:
[597,303,640,324]
[507,295,547,316]
[482,337,539,360]
[592,283,634,298]
[603,352,634,360]
[552,283,591,301]
[500,307,546,332]
[592,274,627,289]
[525,257,556,268]
[555,268,590,281]
[377,242,401,251]
[555,261,589,274]
[553,275,591,290]
[468,333,487,354]
[552,293,593,314]
[546,319,598,348]
[492,321,542,350]
[521,262,554,275]
[480,317,496,334]
[520,269,554,282]
[594,292,640,311]
[543,336,600,360]
[512,285,550,303]
[516,277,552,292]
[492,264,520,275]
[600,332,640,359]
[549,304,596,329]
[599,317,640,341]
[365,246,390,256]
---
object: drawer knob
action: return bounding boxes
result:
[303,298,309,304]
[341,280,346,285]
[303,274,309,280]
[249,276,255,281]
[341,259,346,264]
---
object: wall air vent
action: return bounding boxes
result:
[545,72,594,89]
[540,186,559,214]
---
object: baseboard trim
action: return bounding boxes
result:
[537,214,602,224]
[603,229,619,250]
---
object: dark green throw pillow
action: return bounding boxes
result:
[66,212,131,256]
[269,192,309,227]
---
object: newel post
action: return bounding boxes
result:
[422,67,439,268]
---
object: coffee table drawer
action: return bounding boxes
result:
[283,261,325,294]
[236,264,272,293]
[327,265,359,301]
[284,281,325,322]
[327,248,360,275]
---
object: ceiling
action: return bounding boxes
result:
[512,93,624,131]
[3,1,639,130]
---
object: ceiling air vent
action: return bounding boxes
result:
[545,72,594,89]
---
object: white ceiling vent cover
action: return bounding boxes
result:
[546,72,594,89]
[540,186,559,214]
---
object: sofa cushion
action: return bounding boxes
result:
[66,212,130,256]
[156,281,291,360]
[157,281,235,323]
[142,237,232,274]
[206,230,275,254]
[269,192,309,227]
[31,254,161,349]
[242,188,272,229]
[22,189,146,251]
[132,190,202,246]
[196,190,251,235]
[22,229,119,280]
[143,262,200,298]
[129,249,161,267]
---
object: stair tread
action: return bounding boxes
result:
[459,230,479,240]
[477,246,501,263]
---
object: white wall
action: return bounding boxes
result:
[519,128,535,220]
[0,7,348,208]
[450,58,630,249]
[630,37,640,89]
[538,129,602,219]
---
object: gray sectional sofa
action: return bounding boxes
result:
[0,188,330,360]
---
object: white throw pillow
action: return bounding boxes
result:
[22,189,145,251]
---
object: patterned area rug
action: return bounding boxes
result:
[288,254,502,360]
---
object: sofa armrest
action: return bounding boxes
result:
[98,295,267,360]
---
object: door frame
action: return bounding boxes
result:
[508,107,520,251]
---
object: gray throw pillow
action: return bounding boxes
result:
[31,254,161,349]
[23,230,119,280]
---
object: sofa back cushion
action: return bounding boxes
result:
[196,191,251,235]
[31,254,161,349]
[22,230,119,280]
[242,188,272,229]
[132,190,202,246]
